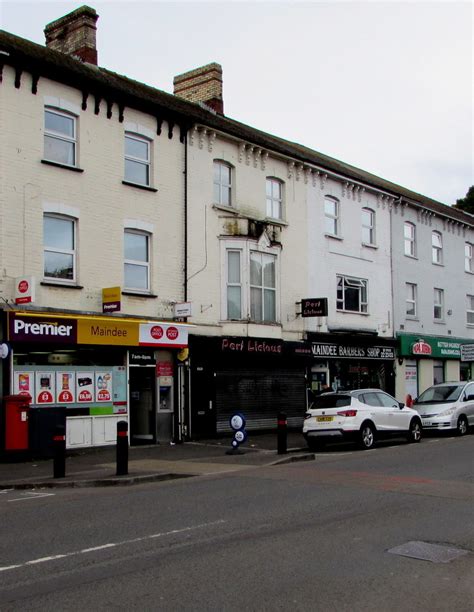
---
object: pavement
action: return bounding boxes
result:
[0,432,314,489]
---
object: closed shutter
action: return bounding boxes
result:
[215,368,306,432]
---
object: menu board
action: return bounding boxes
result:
[35,371,55,405]
[55,371,76,404]
[95,371,112,402]
[76,371,95,403]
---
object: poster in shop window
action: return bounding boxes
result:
[13,371,34,398]
[76,372,95,403]
[95,371,112,402]
[55,371,76,404]
[34,371,55,405]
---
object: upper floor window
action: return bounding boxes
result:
[125,133,151,186]
[467,295,474,326]
[404,222,416,257]
[336,275,368,313]
[465,243,473,273]
[124,230,150,291]
[44,107,76,166]
[213,161,232,207]
[433,288,444,320]
[432,231,443,264]
[223,238,279,323]
[43,214,76,282]
[250,251,276,322]
[266,178,283,219]
[406,282,417,317]
[324,197,340,236]
[361,208,375,245]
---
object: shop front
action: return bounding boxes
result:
[189,335,308,437]
[304,333,396,397]
[4,311,190,449]
[396,333,474,400]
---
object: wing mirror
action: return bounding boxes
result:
[465,393,474,402]
[398,402,405,409]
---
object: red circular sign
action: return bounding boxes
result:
[166,326,179,340]
[18,280,29,294]
[150,325,164,339]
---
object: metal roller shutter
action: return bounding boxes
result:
[215,368,306,433]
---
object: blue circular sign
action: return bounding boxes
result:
[229,413,246,431]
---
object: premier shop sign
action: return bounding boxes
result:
[10,315,77,343]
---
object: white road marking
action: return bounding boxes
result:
[0,489,13,494]
[0,519,226,573]
[7,492,55,502]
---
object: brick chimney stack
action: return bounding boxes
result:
[44,5,99,65]
[173,63,224,114]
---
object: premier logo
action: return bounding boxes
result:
[13,319,73,337]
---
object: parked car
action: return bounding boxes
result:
[303,389,422,451]
[413,381,474,436]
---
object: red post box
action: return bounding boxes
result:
[4,394,31,451]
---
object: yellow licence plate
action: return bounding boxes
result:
[317,416,334,422]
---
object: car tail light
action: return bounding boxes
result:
[304,412,312,419]
[337,409,357,417]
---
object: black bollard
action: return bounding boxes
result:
[116,420,129,476]
[277,411,287,455]
[53,424,66,478]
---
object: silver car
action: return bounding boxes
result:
[413,381,474,435]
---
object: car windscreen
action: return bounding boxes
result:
[312,395,352,409]
[415,385,463,404]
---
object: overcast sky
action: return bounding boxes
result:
[1,0,472,205]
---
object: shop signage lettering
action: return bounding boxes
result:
[301,298,328,318]
[398,333,467,360]
[139,323,188,348]
[461,344,474,362]
[91,325,128,337]
[221,338,283,354]
[311,343,395,360]
[10,316,76,343]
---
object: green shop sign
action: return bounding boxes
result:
[398,333,472,359]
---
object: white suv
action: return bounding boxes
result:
[413,381,474,435]
[303,389,422,451]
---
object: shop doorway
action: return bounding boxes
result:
[129,366,156,445]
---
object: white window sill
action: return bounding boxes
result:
[336,309,369,316]
[406,316,419,321]
[41,280,83,289]
[432,262,444,267]
[265,217,288,227]
[433,319,446,324]
[122,290,157,298]
[464,270,474,275]
[122,180,157,193]
[212,204,237,214]
[404,254,418,260]
[325,233,343,241]
[362,242,378,249]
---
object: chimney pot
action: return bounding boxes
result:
[44,5,99,65]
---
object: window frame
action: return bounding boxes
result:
[467,294,474,326]
[43,213,77,284]
[123,229,151,293]
[433,287,444,321]
[336,274,368,314]
[249,250,277,323]
[124,132,151,187]
[221,238,280,324]
[213,160,233,207]
[406,282,417,318]
[404,222,416,257]
[324,197,340,237]
[266,177,283,220]
[465,242,473,273]
[44,107,77,167]
[432,231,443,265]
[361,207,376,245]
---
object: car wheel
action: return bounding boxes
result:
[456,415,468,436]
[407,419,422,443]
[359,423,375,450]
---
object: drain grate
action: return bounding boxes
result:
[388,541,469,564]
